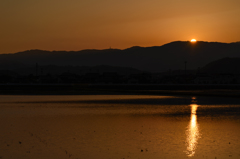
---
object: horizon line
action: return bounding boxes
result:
[2,40,240,55]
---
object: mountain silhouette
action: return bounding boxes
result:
[1,41,240,72]
[201,57,240,74]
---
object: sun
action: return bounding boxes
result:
[191,39,197,42]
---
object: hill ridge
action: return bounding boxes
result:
[1,41,240,72]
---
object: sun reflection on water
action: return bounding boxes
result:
[186,103,201,157]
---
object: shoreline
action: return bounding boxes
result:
[1,84,240,97]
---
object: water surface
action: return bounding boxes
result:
[0,95,240,159]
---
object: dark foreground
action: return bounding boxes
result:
[1,84,240,97]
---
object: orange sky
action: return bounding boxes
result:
[1,0,240,54]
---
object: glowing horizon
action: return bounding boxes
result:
[0,0,240,54]
[191,39,197,42]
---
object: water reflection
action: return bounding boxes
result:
[186,102,201,157]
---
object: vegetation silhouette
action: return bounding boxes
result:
[1,41,240,91]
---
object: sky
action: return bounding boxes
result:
[1,0,240,54]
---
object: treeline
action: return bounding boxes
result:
[1,71,240,84]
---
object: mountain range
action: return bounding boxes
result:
[1,41,240,72]
[201,57,240,74]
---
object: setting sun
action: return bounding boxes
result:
[191,39,197,42]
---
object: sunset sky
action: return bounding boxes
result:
[1,0,240,54]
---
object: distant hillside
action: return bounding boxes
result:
[1,41,240,72]
[201,57,240,74]
[0,65,143,76]
[12,65,143,75]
